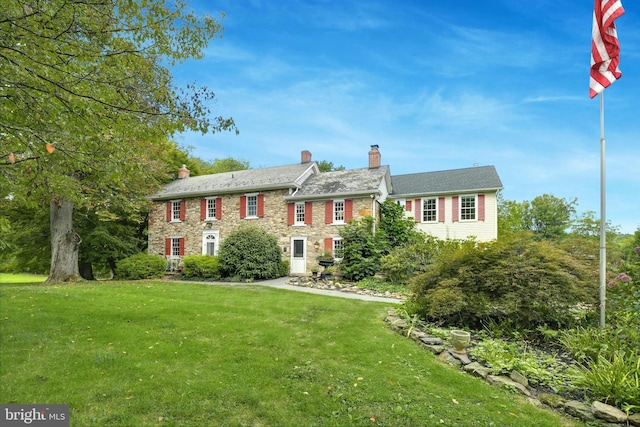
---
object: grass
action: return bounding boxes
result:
[0,273,47,283]
[0,280,584,426]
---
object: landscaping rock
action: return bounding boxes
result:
[463,362,492,379]
[628,412,640,426]
[409,330,426,340]
[419,336,443,345]
[423,344,445,355]
[448,350,472,365]
[591,401,627,423]
[509,370,529,388]
[537,393,566,408]
[563,400,595,422]
[486,375,531,397]
[438,351,461,367]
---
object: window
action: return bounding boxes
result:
[334,200,344,223]
[171,237,181,256]
[295,203,305,225]
[333,238,344,260]
[171,201,181,221]
[206,198,217,219]
[460,195,476,221]
[396,199,406,209]
[247,195,257,217]
[422,197,437,222]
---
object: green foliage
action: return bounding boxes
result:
[115,253,166,280]
[279,260,290,277]
[181,255,222,280]
[338,217,381,281]
[218,226,282,280]
[354,277,409,296]
[409,233,597,330]
[201,157,251,174]
[380,234,471,283]
[573,351,640,408]
[317,160,345,172]
[376,200,419,253]
[469,338,573,389]
[522,194,577,240]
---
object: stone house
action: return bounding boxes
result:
[148,146,503,275]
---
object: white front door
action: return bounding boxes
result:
[202,230,220,255]
[290,237,306,274]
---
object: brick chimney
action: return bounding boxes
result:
[301,150,312,164]
[178,164,190,179]
[368,145,381,169]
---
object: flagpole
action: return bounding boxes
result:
[599,91,607,328]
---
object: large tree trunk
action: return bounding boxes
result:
[46,198,83,283]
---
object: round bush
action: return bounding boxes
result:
[181,255,222,280]
[218,225,282,280]
[115,253,166,280]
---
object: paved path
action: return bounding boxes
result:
[179,277,403,304]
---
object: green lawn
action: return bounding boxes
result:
[0,273,47,283]
[0,281,583,426]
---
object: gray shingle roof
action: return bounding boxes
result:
[390,165,503,197]
[287,166,390,200]
[150,163,317,200]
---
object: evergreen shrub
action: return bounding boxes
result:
[115,253,166,280]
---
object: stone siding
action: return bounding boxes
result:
[148,190,377,274]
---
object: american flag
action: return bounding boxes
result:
[590,0,625,98]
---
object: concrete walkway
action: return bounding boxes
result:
[178,277,403,304]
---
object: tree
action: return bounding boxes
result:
[522,194,577,240]
[377,199,419,252]
[1,1,236,282]
[317,160,345,172]
[204,157,250,174]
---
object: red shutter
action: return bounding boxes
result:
[415,199,421,222]
[324,238,333,251]
[405,200,412,212]
[287,203,295,225]
[478,194,485,221]
[216,197,222,220]
[240,196,247,219]
[344,199,353,223]
[178,237,185,256]
[257,194,265,217]
[166,202,171,222]
[438,197,445,223]
[325,201,333,224]
[452,196,459,222]
[200,198,206,220]
[165,238,171,256]
[304,202,313,225]
[179,200,186,221]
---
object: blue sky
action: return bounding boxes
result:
[172,0,640,234]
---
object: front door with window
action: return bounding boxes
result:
[289,237,306,275]
[202,230,220,256]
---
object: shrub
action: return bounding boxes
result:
[409,233,597,330]
[279,260,290,277]
[115,253,166,280]
[573,351,640,409]
[181,255,222,280]
[339,217,382,281]
[218,225,282,280]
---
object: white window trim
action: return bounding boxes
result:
[205,197,218,221]
[294,202,306,226]
[245,193,259,219]
[396,199,406,209]
[170,236,181,257]
[332,237,344,261]
[333,199,345,225]
[459,194,478,222]
[170,200,182,222]
[202,230,219,256]
[421,197,438,223]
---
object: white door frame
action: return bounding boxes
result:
[289,236,307,275]
[202,229,220,255]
